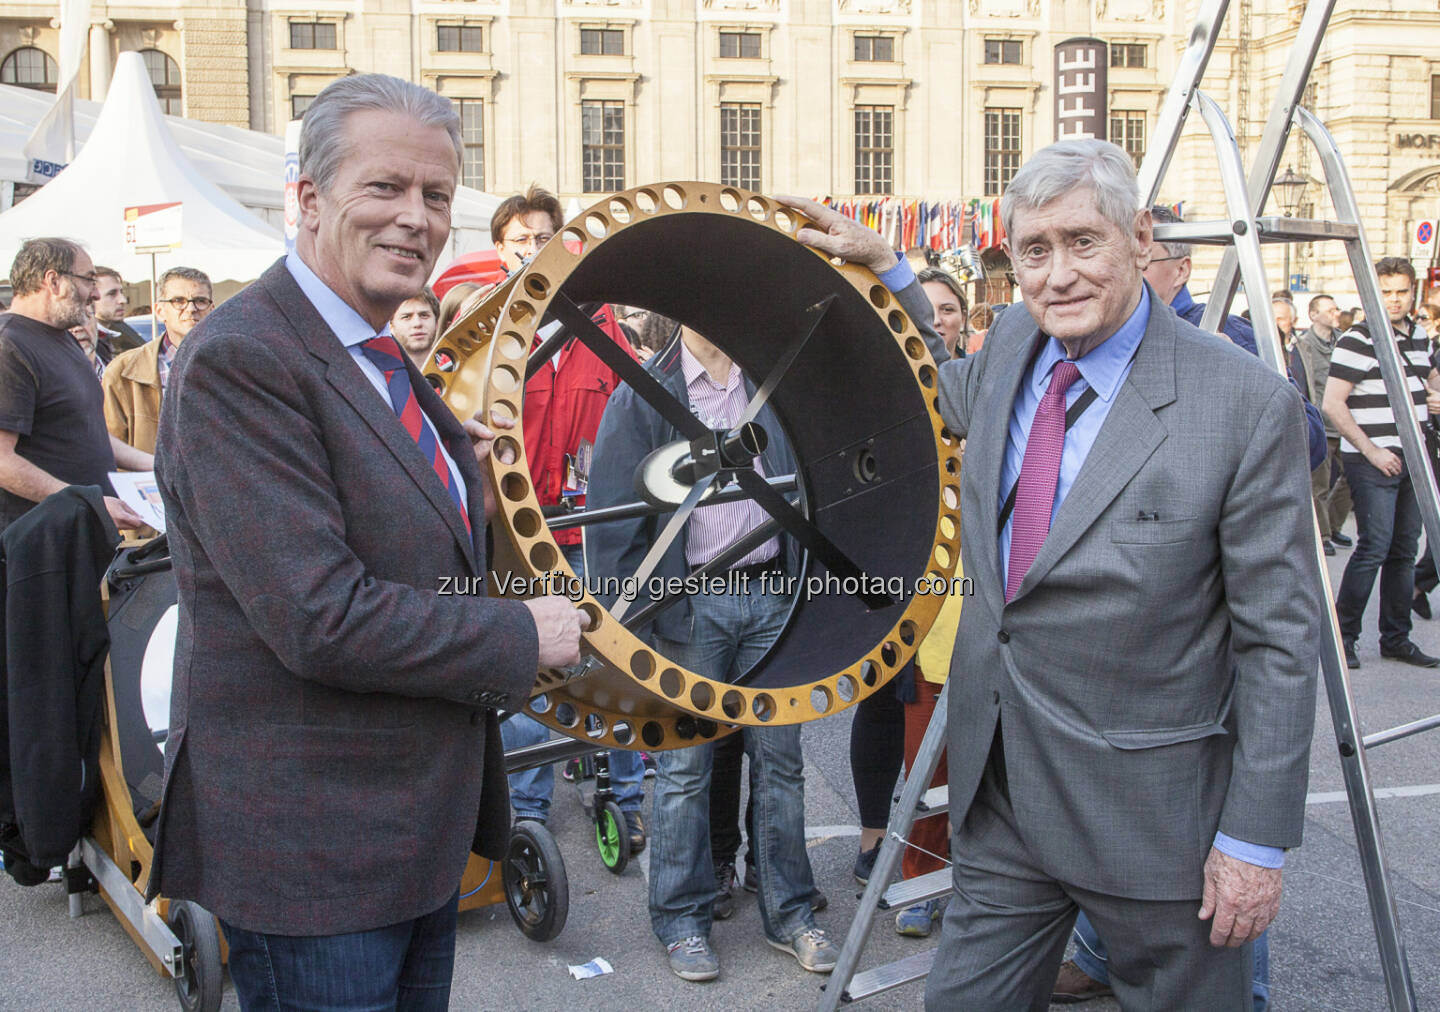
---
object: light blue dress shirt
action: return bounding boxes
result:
[284,253,468,505]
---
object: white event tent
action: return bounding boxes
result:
[0,54,501,284]
[0,52,283,283]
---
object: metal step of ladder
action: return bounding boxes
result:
[818,682,950,1009]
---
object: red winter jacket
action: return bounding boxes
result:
[522,304,637,546]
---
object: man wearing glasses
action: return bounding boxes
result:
[0,238,148,534]
[103,267,213,455]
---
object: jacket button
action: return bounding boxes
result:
[997,629,1010,644]
[992,690,1000,705]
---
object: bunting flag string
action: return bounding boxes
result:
[816,195,1008,254]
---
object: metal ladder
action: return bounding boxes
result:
[823,0,1431,1005]
[818,683,951,1009]
[1140,0,1431,1007]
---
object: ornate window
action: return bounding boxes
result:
[1110,111,1146,168]
[719,31,761,59]
[580,29,624,56]
[0,47,58,92]
[582,100,625,192]
[853,35,895,62]
[720,103,761,190]
[289,22,337,50]
[141,50,182,115]
[438,26,483,53]
[984,40,1021,65]
[984,108,1022,196]
[854,105,894,196]
[1110,43,1147,68]
[457,99,485,190]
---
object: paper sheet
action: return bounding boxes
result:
[109,470,166,532]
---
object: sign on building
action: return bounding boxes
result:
[1054,38,1108,142]
[1410,219,1438,262]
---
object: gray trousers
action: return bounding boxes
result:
[1312,435,1354,540]
[925,739,1252,1011]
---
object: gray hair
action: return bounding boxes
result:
[1148,205,1191,260]
[9,237,83,297]
[158,266,212,297]
[300,74,462,193]
[1000,139,1140,239]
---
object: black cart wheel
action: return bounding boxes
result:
[168,899,223,1012]
[504,821,569,942]
[596,799,630,875]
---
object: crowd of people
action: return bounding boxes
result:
[0,70,1434,1010]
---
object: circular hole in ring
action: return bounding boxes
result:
[632,651,656,681]
[529,693,551,714]
[675,715,697,740]
[635,189,659,214]
[554,702,579,728]
[494,436,522,464]
[810,685,833,714]
[578,602,601,632]
[585,714,607,739]
[690,682,715,711]
[859,661,878,687]
[945,456,960,475]
[935,544,953,569]
[905,335,925,360]
[529,542,558,572]
[641,721,664,749]
[560,227,586,253]
[490,400,517,424]
[659,668,684,699]
[501,471,530,502]
[497,332,527,360]
[425,375,444,394]
[940,426,956,446]
[695,719,718,739]
[881,641,899,668]
[722,690,745,720]
[608,197,633,223]
[943,485,960,510]
[940,515,957,540]
[852,447,879,484]
[774,210,794,232]
[746,196,769,219]
[492,365,521,393]
[837,674,858,702]
[662,184,686,210]
[523,274,549,300]
[511,507,542,538]
[752,693,776,722]
[869,285,890,309]
[899,620,918,646]
[508,301,535,325]
[612,721,634,746]
[919,364,937,388]
[585,213,609,239]
[887,310,906,334]
[719,189,741,212]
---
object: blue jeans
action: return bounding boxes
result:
[220,892,458,1011]
[1071,911,1270,1012]
[649,584,817,946]
[1336,455,1422,651]
[503,543,645,819]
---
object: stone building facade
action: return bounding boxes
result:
[2,0,1438,299]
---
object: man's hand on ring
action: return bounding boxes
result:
[775,195,898,275]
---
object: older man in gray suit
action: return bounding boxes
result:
[784,139,1322,1009]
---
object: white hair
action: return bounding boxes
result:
[1000,139,1141,238]
[300,74,461,193]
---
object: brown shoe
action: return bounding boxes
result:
[1052,960,1113,1003]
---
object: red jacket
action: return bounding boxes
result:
[523,304,636,546]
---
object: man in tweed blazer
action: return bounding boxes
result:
[785,141,1323,1009]
[148,75,582,1008]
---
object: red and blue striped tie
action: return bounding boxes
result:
[360,335,471,534]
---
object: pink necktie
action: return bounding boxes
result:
[1005,361,1082,602]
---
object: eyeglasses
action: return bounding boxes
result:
[163,296,215,311]
[62,271,98,287]
[500,232,555,250]
[1148,256,1187,263]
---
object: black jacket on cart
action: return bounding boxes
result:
[0,485,118,883]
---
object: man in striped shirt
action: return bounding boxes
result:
[1323,257,1440,669]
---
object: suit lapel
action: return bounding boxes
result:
[262,263,480,574]
[1009,300,1176,601]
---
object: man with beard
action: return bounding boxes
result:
[0,238,147,534]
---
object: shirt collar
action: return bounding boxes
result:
[285,251,393,348]
[1170,284,1196,317]
[679,341,741,393]
[1032,284,1150,403]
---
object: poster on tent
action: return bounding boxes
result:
[124,202,183,253]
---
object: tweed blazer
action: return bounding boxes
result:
[147,258,539,936]
[925,283,1322,901]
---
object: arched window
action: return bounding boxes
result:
[140,49,181,114]
[0,47,59,92]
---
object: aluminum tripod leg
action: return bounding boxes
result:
[818,680,950,1011]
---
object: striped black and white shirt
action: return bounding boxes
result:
[1328,317,1431,455]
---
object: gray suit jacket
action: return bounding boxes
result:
[926,282,1322,900]
[148,259,540,935]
